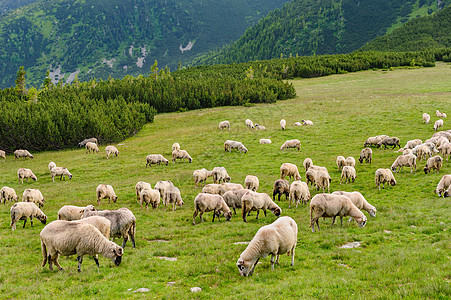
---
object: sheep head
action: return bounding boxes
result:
[272,207,282,217]
[37,214,47,224]
[369,208,377,217]
[236,257,254,277]
[356,215,367,228]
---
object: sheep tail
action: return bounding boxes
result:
[242,201,247,221]
[41,240,48,267]
[10,210,15,226]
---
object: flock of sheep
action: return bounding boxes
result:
[0,109,449,275]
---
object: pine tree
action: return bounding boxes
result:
[15,66,26,95]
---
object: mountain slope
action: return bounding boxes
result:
[0,0,38,13]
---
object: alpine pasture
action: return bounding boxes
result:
[0,63,449,298]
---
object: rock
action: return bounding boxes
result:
[190,287,202,293]
[339,241,362,249]
[233,241,250,245]
[167,282,176,286]
[384,230,392,234]
[133,288,150,293]
[157,256,177,261]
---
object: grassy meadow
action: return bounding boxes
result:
[0,62,450,299]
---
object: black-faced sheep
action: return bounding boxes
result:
[1,186,18,204]
[146,154,169,167]
[212,167,231,184]
[302,120,313,125]
[359,148,373,163]
[280,163,301,181]
[50,167,73,182]
[23,188,45,208]
[105,145,119,159]
[390,154,417,173]
[273,179,290,201]
[293,122,302,126]
[78,138,98,148]
[375,168,396,190]
[255,124,266,130]
[436,175,451,197]
[172,149,192,163]
[10,202,47,231]
[192,193,232,225]
[377,137,400,149]
[17,168,37,184]
[244,175,259,191]
[96,184,117,205]
[14,149,33,160]
[241,191,281,222]
[58,205,96,221]
[219,121,230,130]
[340,166,356,184]
[424,155,443,174]
[280,139,301,151]
[288,180,310,207]
[85,142,100,153]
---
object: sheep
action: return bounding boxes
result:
[416,144,432,161]
[423,113,431,124]
[255,124,266,130]
[1,186,18,204]
[288,180,310,207]
[302,120,313,125]
[434,119,444,131]
[74,216,111,240]
[146,154,169,167]
[305,166,330,188]
[375,168,396,190]
[424,156,443,174]
[377,137,401,149]
[139,188,160,210]
[10,202,47,231]
[245,119,255,129]
[273,179,290,201]
[163,185,184,211]
[58,205,96,221]
[222,189,248,214]
[309,193,367,232]
[435,175,451,197]
[17,168,37,184]
[280,163,301,181]
[332,191,377,222]
[0,150,5,160]
[402,148,413,155]
[314,170,331,193]
[293,122,302,126]
[135,181,152,201]
[154,180,174,201]
[336,156,346,171]
[23,188,45,208]
[412,142,438,157]
[390,154,417,173]
[280,139,301,151]
[241,190,282,222]
[218,121,230,130]
[105,145,119,159]
[436,136,449,148]
[364,136,382,147]
[85,142,99,153]
[96,184,117,205]
[212,166,231,184]
[224,140,248,153]
[236,216,297,276]
[402,139,422,150]
[202,183,221,194]
[50,167,73,182]
[303,158,313,171]
[438,142,451,161]
[436,110,447,118]
[172,149,192,163]
[218,183,244,196]
[280,119,286,130]
[193,168,211,188]
[244,175,259,191]
[78,137,98,148]
[40,221,123,272]
[83,207,136,248]
[341,166,356,184]
[259,139,272,144]
[359,148,373,163]
[172,142,180,151]
[376,135,390,140]
[345,156,355,167]
[192,193,232,225]
[14,149,33,160]
[48,162,56,172]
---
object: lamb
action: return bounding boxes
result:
[10,202,47,231]
[193,168,211,188]
[245,119,255,129]
[0,150,5,160]
[438,142,451,161]
[435,175,451,197]
[58,205,96,221]
[423,113,431,124]
[424,155,443,174]
[309,193,367,232]
[224,140,248,153]
[83,207,136,248]
[259,139,272,144]
[218,183,244,196]
[402,139,422,150]
[23,189,45,208]
[192,193,232,225]
[135,181,152,201]
[280,163,301,181]
[236,216,297,276]
[436,110,447,118]
[78,137,98,148]
[48,161,56,172]
[222,189,248,214]
[359,148,373,163]
[434,119,444,131]
[244,175,259,191]
[364,136,382,147]
[212,166,231,183]
[163,185,184,211]
[336,156,346,171]
[218,121,230,130]
[105,145,119,159]
[146,154,169,167]
[172,142,180,151]
[416,144,432,161]
[1,186,18,204]
[377,137,401,149]
[280,119,286,130]
[345,156,357,167]
[202,183,221,194]
[280,139,301,151]
[139,187,160,210]
[273,179,290,201]
[340,166,356,184]
[375,168,396,190]
[390,154,417,173]
[50,167,73,182]
[172,149,193,163]
[288,181,310,207]
[255,124,266,130]
[303,158,313,171]
[154,180,174,201]
[40,221,123,272]
[17,168,37,184]
[302,120,313,125]
[14,149,33,160]
[332,191,377,221]
[85,142,100,153]
[293,122,302,126]
[241,190,282,222]
[96,184,118,205]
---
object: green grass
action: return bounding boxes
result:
[0,63,450,298]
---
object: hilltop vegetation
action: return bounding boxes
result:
[0,0,38,12]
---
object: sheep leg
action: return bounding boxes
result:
[270,254,275,270]
[53,254,63,271]
[77,256,83,272]
[233,207,236,215]
[130,234,136,248]
[256,210,260,219]
[340,216,343,226]
[212,210,216,222]
[249,258,260,276]
[263,210,267,217]
[30,216,33,227]
[93,256,99,268]
[122,237,129,248]
[192,209,198,225]
[200,212,204,223]
[331,216,336,226]
[23,218,27,228]
[48,255,53,271]
[275,255,280,265]
[348,217,354,223]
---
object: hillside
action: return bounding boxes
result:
[0,0,38,13]
[193,0,451,65]
[0,0,289,88]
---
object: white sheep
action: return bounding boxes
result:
[280,119,286,130]
[224,140,248,153]
[241,190,282,222]
[222,189,248,214]
[17,168,37,184]
[244,175,259,191]
[218,121,230,130]
[50,167,73,182]
[105,145,119,159]
[438,142,451,161]
[332,191,377,221]
[280,139,301,151]
[0,150,5,160]
[391,154,417,173]
[280,163,301,181]
[416,144,432,161]
[359,148,373,163]
[402,148,413,155]
[192,193,232,225]
[345,156,356,167]
[302,120,313,125]
[288,180,310,207]
[375,168,396,190]
[434,119,444,131]
[139,187,160,210]
[58,205,96,221]
[305,165,329,188]
[303,158,313,171]
[236,216,297,276]
[436,110,447,118]
[1,186,18,204]
[172,142,180,151]
[10,202,47,231]
[146,154,169,167]
[14,149,33,160]
[23,188,45,208]
[340,166,356,184]
[424,155,443,174]
[172,149,192,163]
[245,119,255,129]
[314,170,331,193]
[135,181,152,201]
[336,156,346,171]
[48,162,56,172]
[259,139,272,144]
[75,216,111,239]
[255,124,266,130]
[423,113,431,124]
[212,166,231,184]
[402,139,422,150]
[163,185,184,211]
[436,174,451,197]
[85,142,100,153]
[273,179,290,201]
[202,183,221,194]
[293,122,302,126]
[193,168,211,188]
[78,138,98,148]
[218,183,244,196]
[96,184,118,205]
[310,193,367,232]
[364,136,382,147]
[155,180,175,201]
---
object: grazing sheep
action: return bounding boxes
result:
[359,148,373,163]
[241,191,281,222]
[259,139,272,144]
[391,154,417,173]
[218,121,230,130]
[336,156,346,171]
[302,120,313,125]
[139,188,160,210]
[14,149,33,160]
[48,162,56,172]
[40,221,123,272]
[436,175,451,197]
[438,142,451,161]
[436,110,447,118]
[193,168,211,188]
[78,138,98,148]
[255,124,266,130]
[376,135,390,140]
[309,193,367,232]
[402,148,413,155]
[172,149,192,163]
[293,122,302,126]
[424,156,443,174]
[305,166,329,188]
[303,158,313,172]
[423,113,431,124]
[50,167,73,182]
[434,119,444,131]
[212,166,231,184]
[23,189,45,208]
[377,137,401,149]
[222,189,248,214]
[85,142,100,154]
[314,170,331,193]
[341,166,356,184]
[364,136,382,147]
[245,119,255,129]
[105,145,119,159]
[280,139,301,151]
[416,144,432,161]
[435,136,449,149]
[280,119,286,130]
[288,181,310,207]
[375,168,396,190]
[332,191,377,221]
[163,185,184,211]
[202,183,221,194]
[244,175,259,191]
[135,181,152,201]
[83,208,136,248]
[280,163,301,181]
[236,216,297,276]
[154,180,174,201]
[218,183,244,196]
[146,154,169,167]
[172,143,180,151]
[224,140,248,153]
[402,139,422,150]
[58,205,96,221]
[192,193,232,225]
[345,157,356,167]
[0,150,5,160]
[412,142,438,157]
[273,179,290,201]
[17,168,37,184]
[10,202,47,231]
[96,184,117,205]
[1,187,18,204]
